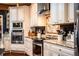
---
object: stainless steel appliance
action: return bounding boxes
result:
[11,29,24,44]
[33,39,43,56]
[12,21,23,29]
[11,21,24,44]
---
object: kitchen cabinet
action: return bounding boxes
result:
[3,35,11,51]
[68,4,74,22]
[58,3,68,23]
[17,6,25,21]
[50,3,58,24]
[50,3,68,24]
[9,6,25,21]
[24,38,33,56]
[44,42,60,56]
[30,4,38,27]
[60,46,74,56]
[44,41,74,56]
[9,6,30,37]
[9,7,17,21]
[11,44,25,51]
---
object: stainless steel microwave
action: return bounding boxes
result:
[13,22,23,28]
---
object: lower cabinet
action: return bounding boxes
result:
[24,38,33,56]
[11,44,25,51]
[60,47,74,56]
[49,49,60,56]
[4,36,11,51]
[44,42,60,56]
[44,42,74,56]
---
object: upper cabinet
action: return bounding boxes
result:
[68,4,74,23]
[58,3,68,23]
[50,3,74,24]
[9,7,17,21]
[50,3,58,24]
[18,6,25,21]
[30,4,38,27]
[9,6,30,37]
[9,6,25,21]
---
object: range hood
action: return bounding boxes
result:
[39,9,49,14]
[38,3,50,15]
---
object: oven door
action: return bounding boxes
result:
[11,33,24,44]
[13,22,23,29]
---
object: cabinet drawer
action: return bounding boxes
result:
[49,44,61,52]
[61,48,74,55]
[49,49,60,56]
[60,52,73,56]
[11,44,25,51]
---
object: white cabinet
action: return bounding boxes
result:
[9,7,17,21]
[50,3,58,24]
[58,3,68,23]
[44,42,74,56]
[60,47,74,56]
[3,35,11,51]
[9,6,25,21]
[24,38,33,56]
[44,42,60,56]
[68,4,74,22]
[30,4,38,27]
[44,42,50,56]
[11,44,25,51]
[18,6,25,21]
[9,6,30,37]
[50,3,68,24]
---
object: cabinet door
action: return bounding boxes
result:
[18,7,24,21]
[11,44,25,51]
[58,3,68,23]
[60,47,74,56]
[49,49,60,56]
[10,7,17,21]
[60,52,72,56]
[50,3,68,24]
[25,38,33,56]
[50,3,58,24]
[44,43,50,56]
[30,4,38,27]
[44,42,60,56]
[4,37,11,51]
[68,4,74,22]
[58,3,65,23]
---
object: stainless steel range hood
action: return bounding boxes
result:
[38,3,50,15]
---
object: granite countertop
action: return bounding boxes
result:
[25,36,74,49]
[44,39,74,49]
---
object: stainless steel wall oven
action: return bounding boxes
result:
[11,30,24,44]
